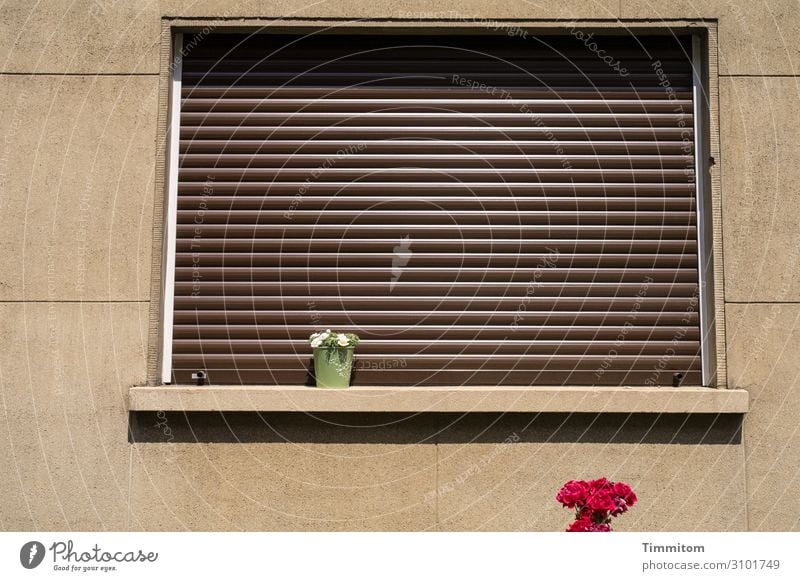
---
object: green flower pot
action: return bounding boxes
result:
[313,347,355,388]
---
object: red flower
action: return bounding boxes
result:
[588,522,611,532]
[558,477,637,531]
[556,480,589,508]
[566,516,611,532]
[611,481,638,515]
[613,481,637,505]
[586,487,616,514]
[566,516,593,532]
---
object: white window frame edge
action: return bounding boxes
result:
[161,31,183,384]
[692,34,716,387]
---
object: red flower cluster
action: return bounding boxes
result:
[556,478,637,532]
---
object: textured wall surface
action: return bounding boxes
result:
[1,0,798,531]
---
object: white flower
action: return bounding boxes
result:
[309,332,319,340]
[337,334,349,347]
[310,337,323,348]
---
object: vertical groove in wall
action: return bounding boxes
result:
[707,23,728,389]
[740,419,750,531]
[126,442,134,529]
[434,414,440,531]
[146,20,172,386]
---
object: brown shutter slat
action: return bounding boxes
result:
[179,154,694,169]
[181,141,694,155]
[174,253,697,268]
[173,340,701,356]
[174,281,699,297]
[173,296,700,310]
[182,57,690,69]
[173,310,699,326]
[175,267,698,283]
[182,87,693,99]
[173,324,700,341]
[177,210,696,225]
[181,112,693,127]
[178,168,693,182]
[178,182,696,194]
[177,225,696,239]
[170,32,701,386]
[182,98,694,113]
[177,197,697,211]
[176,240,697,253]
[170,369,702,386]
[181,126,691,140]
[172,354,701,372]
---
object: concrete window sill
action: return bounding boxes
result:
[128,385,749,414]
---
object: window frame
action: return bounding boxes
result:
[147,19,726,390]
[160,31,183,384]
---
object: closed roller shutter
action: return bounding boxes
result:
[169,32,701,386]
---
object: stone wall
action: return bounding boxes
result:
[1,1,797,531]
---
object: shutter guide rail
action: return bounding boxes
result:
[692,35,716,387]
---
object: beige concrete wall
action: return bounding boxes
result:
[1,0,796,531]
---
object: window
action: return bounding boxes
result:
[159,29,716,387]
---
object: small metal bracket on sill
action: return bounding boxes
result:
[191,370,207,386]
